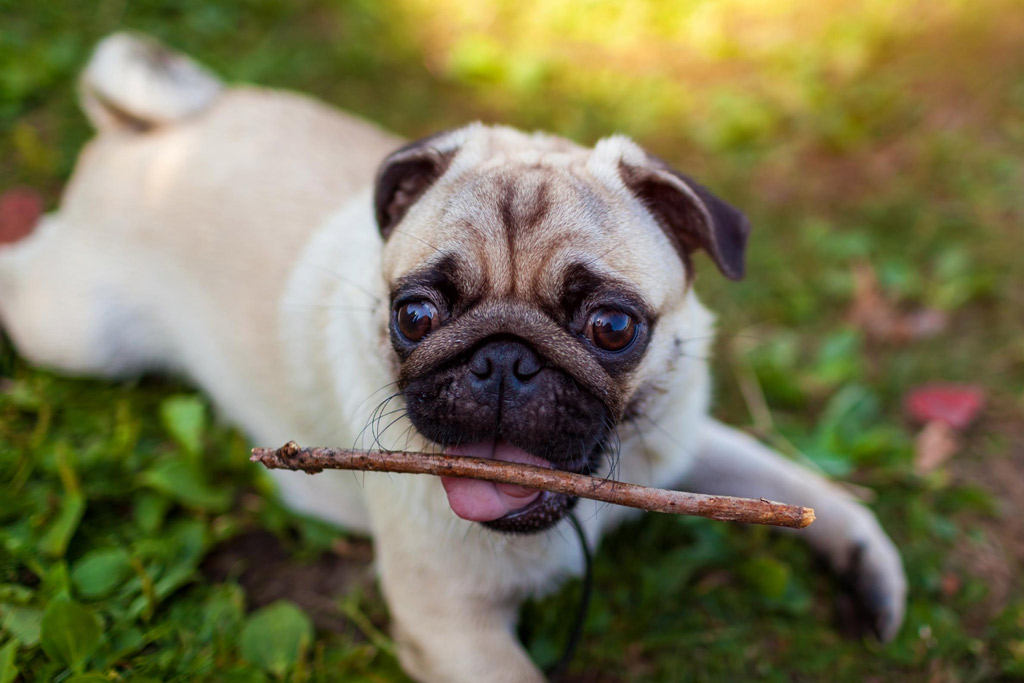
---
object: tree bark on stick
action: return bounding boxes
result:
[251,442,816,529]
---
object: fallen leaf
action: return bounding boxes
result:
[905,384,986,429]
[914,419,959,474]
[900,309,950,340]
[0,188,43,245]
[940,571,961,598]
[848,262,949,343]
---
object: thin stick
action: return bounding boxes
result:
[251,442,815,529]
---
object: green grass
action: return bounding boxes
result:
[2,1,1024,680]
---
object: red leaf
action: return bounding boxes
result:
[904,384,985,430]
[0,188,43,245]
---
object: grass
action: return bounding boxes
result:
[2,0,1024,680]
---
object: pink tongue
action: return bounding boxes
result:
[441,442,549,522]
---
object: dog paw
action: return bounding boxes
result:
[835,536,907,642]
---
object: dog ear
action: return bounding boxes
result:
[374,132,461,239]
[620,156,750,280]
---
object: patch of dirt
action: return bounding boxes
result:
[948,398,1024,626]
[556,670,628,683]
[202,530,377,635]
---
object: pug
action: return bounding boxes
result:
[0,33,906,682]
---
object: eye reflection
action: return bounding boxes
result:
[586,308,637,351]
[396,300,439,342]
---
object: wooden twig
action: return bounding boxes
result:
[251,442,816,529]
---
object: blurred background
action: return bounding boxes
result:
[1,0,1023,680]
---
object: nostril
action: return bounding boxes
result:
[470,356,492,379]
[468,339,541,387]
[513,356,540,381]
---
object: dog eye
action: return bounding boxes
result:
[395,300,439,343]
[585,308,637,352]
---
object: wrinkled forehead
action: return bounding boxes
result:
[386,163,686,310]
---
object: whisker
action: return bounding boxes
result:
[352,381,401,413]
[390,229,444,257]
[298,260,383,303]
[355,391,402,451]
[372,405,411,453]
[280,301,377,313]
[365,396,408,480]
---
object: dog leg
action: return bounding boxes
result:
[363,476,545,683]
[1,33,224,378]
[0,215,159,377]
[375,540,543,682]
[684,418,907,641]
[386,586,541,683]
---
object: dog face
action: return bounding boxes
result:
[373,125,749,533]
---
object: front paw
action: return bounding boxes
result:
[834,530,907,642]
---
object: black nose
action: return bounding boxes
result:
[468,339,542,398]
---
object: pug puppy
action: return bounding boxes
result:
[0,34,905,682]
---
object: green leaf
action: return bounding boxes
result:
[747,333,808,409]
[91,624,146,669]
[41,562,71,601]
[208,669,268,683]
[139,459,231,511]
[239,601,314,677]
[133,492,170,534]
[1,603,42,646]
[739,555,790,600]
[0,640,17,683]
[152,521,207,599]
[0,585,34,604]
[65,676,108,683]
[38,493,85,558]
[159,394,207,457]
[789,436,854,477]
[39,445,85,558]
[39,599,103,673]
[815,383,881,448]
[195,583,244,643]
[72,548,133,599]
[127,520,209,620]
[812,329,863,387]
[2,380,42,411]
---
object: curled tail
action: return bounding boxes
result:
[79,32,222,133]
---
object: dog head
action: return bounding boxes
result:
[373,124,749,533]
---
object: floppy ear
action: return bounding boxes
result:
[620,156,751,280]
[374,131,461,239]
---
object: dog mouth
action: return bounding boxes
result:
[442,441,579,533]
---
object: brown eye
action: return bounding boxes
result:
[586,308,637,352]
[396,300,439,343]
